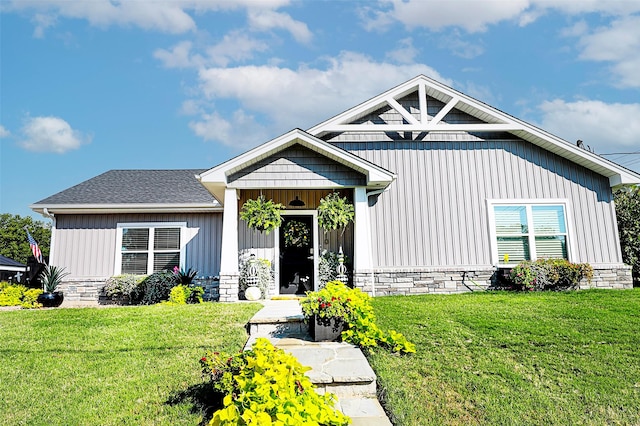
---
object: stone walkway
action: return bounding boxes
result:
[246,300,393,425]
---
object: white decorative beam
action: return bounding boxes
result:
[418,82,428,124]
[220,188,239,274]
[386,96,419,125]
[430,96,460,125]
[321,123,523,133]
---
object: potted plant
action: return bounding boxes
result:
[317,192,354,235]
[240,195,284,234]
[300,281,351,341]
[37,265,69,307]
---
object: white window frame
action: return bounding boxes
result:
[487,199,575,267]
[115,222,187,275]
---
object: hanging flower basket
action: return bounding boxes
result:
[240,195,284,234]
[317,192,354,236]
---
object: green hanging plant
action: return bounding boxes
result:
[317,192,355,236]
[283,220,311,248]
[240,195,284,234]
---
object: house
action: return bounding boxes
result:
[31,75,639,302]
[0,255,27,283]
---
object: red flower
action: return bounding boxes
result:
[201,357,207,362]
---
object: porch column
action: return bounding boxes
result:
[219,188,239,302]
[353,187,374,295]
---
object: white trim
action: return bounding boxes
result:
[114,222,187,275]
[353,187,372,271]
[0,265,27,272]
[487,199,573,267]
[275,210,319,294]
[31,203,221,215]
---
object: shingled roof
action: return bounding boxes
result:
[31,170,221,214]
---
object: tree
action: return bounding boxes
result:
[0,214,51,264]
[614,185,640,286]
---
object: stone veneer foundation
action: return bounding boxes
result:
[353,265,633,296]
[55,265,633,302]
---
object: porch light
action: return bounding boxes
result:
[289,196,305,207]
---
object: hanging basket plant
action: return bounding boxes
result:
[240,195,284,234]
[283,220,311,248]
[317,192,355,236]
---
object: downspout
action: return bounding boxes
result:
[365,187,388,297]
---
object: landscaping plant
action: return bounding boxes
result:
[240,195,284,234]
[300,281,416,354]
[0,282,42,308]
[200,338,350,426]
[509,258,593,291]
[317,192,354,235]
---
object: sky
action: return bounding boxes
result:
[1,0,640,220]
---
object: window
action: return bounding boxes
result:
[116,223,185,275]
[490,203,569,265]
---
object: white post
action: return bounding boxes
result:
[353,187,374,295]
[219,188,239,301]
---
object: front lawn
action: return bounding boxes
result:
[0,303,261,425]
[368,289,640,425]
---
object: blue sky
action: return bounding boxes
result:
[2,0,640,220]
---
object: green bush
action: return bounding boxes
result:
[300,281,416,354]
[200,338,350,426]
[509,258,593,291]
[614,185,640,285]
[0,283,42,308]
[103,274,145,302]
[132,270,179,305]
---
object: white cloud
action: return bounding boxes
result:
[537,99,640,153]
[192,51,450,148]
[7,0,292,36]
[206,31,270,66]
[0,125,10,138]
[247,9,312,43]
[189,110,270,149]
[438,31,484,59]
[19,116,91,153]
[154,41,204,69]
[385,38,419,64]
[574,15,640,88]
[364,0,640,33]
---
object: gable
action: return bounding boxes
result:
[227,144,366,188]
[309,75,640,187]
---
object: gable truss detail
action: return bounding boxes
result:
[310,78,524,136]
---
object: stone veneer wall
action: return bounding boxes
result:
[218,274,239,302]
[353,265,633,296]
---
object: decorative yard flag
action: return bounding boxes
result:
[26,229,44,263]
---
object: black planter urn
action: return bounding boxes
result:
[309,315,344,342]
[37,291,64,308]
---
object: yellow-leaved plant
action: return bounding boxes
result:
[201,338,351,426]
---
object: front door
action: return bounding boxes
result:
[279,215,314,295]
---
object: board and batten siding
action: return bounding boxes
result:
[228,144,366,188]
[52,213,223,278]
[327,133,621,268]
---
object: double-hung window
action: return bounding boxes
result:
[116,222,186,275]
[489,202,570,265]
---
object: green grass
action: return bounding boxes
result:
[368,289,640,425]
[0,303,261,425]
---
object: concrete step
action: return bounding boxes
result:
[337,397,393,426]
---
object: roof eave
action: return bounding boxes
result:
[30,203,223,216]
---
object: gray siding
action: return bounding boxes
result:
[52,213,222,279]
[326,133,621,268]
[228,144,365,188]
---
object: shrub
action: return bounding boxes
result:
[173,266,198,285]
[300,281,416,354]
[132,270,179,305]
[0,283,42,308]
[200,338,350,426]
[103,274,145,302]
[614,185,640,286]
[509,258,593,291]
[166,284,204,304]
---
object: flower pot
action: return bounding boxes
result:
[245,286,262,301]
[37,291,64,308]
[309,315,344,342]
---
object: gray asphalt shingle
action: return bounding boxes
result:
[33,169,219,205]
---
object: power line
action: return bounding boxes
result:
[600,151,640,156]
